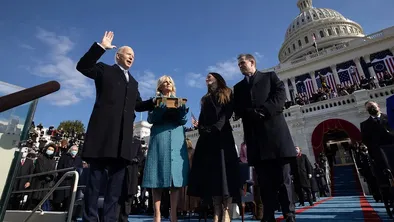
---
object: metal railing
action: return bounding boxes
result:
[15,167,75,179]
[11,185,85,194]
[350,150,366,196]
[21,170,79,222]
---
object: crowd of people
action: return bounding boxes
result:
[291,71,394,106]
[8,122,86,214]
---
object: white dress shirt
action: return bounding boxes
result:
[117,65,129,82]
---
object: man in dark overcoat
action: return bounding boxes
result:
[233,53,297,222]
[9,147,34,210]
[361,101,394,164]
[76,31,155,222]
[360,101,394,204]
[292,147,313,206]
[116,136,145,222]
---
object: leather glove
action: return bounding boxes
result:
[152,102,167,118]
[198,125,219,135]
[246,108,265,120]
[178,104,188,116]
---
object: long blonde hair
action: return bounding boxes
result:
[156,75,176,97]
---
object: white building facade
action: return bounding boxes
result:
[137,0,394,164]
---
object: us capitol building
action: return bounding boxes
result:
[135,0,394,164]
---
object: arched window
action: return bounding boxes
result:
[335,28,340,35]
[327,29,332,36]
[320,30,324,38]
[304,36,309,44]
[298,40,302,47]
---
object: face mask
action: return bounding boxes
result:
[70,151,78,156]
[367,106,379,116]
[22,152,27,158]
[46,150,54,156]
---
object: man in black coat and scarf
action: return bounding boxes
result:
[76,31,155,222]
[233,53,297,222]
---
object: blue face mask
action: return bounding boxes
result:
[46,150,54,156]
[70,151,78,156]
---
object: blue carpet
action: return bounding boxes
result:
[332,165,361,196]
[76,166,394,221]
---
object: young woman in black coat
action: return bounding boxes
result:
[188,72,241,222]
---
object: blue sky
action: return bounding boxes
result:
[1,0,393,129]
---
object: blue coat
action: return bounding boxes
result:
[142,101,189,188]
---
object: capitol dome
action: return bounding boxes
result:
[278,0,365,63]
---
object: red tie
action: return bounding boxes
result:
[21,159,25,165]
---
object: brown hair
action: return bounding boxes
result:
[204,72,232,105]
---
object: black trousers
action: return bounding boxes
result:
[295,186,312,204]
[83,159,126,222]
[255,158,295,219]
[116,196,133,222]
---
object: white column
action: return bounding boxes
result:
[284,78,291,101]
[353,57,366,78]
[363,55,380,87]
[330,65,340,86]
[291,77,297,97]
[309,71,318,91]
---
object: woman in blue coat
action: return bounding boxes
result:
[142,75,189,222]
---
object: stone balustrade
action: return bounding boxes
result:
[185,85,394,140]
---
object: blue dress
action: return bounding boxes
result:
[142,98,189,188]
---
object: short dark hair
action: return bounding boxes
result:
[364,100,376,106]
[237,54,256,67]
[237,53,255,61]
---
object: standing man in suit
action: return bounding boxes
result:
[76,31,155,222]
[360,101,394,209]
[233,54,297,222]
[360,101,394,166]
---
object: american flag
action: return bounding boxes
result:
[337,66,360,86]
[191,112,198,126]
[315,72,337,91]
[296,77,314,98]
[372,55,394,79]
[349,66,361,83]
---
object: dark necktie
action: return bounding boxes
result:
[375,117,380,123]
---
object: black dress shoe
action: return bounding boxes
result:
[286,215,296,222]
[260,218,276,222]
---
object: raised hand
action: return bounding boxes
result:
[100,31,116,50]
